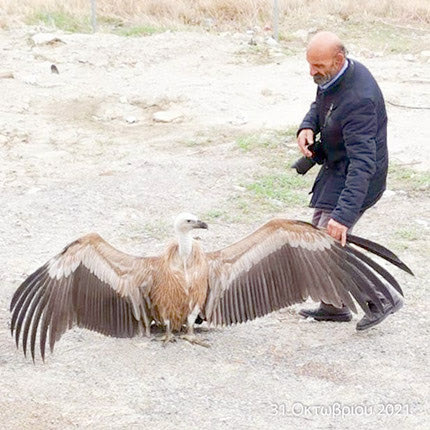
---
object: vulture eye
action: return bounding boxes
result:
[187,220,191,223]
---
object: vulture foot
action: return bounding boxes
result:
[180,334,210,348]
[152,332,176,345]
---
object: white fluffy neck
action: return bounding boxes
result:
[177,230,193,260]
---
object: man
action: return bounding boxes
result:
[295,31,403,330]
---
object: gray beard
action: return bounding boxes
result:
[313,73,334,86]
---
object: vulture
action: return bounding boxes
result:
[10,213,413,360]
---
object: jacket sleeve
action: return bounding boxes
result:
[330,98,377,227]
[297,101,320,135]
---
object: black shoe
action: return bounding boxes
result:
[299,306,352,322]
[356,296,403,331]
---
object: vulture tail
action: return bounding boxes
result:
[346,234,414,276]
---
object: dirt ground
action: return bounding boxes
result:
[0,27,429,430]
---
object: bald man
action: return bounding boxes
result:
[295,31,403,330]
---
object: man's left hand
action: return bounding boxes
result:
[327,218,348,246]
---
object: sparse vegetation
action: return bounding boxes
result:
[336,19,427,54]
[2,1,429,52]
[229,194,284,222]
[116,25,168,37]
[7,0,430,27]
[142,220,171,240]
[234,43,296,65]
[244,172,312,207]
[388,163,430,191]
[394,227,420,242]
[283,125,298,139]
[389,224,426,252]
[180,136,218,148]
[26,9,91,32]
[235,129,297,153]
[204,209,226,220]
[229,127,318,215]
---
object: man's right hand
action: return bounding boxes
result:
[297,128,314,157]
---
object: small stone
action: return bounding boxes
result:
[125,116,137,124]
[232,32,248,42]
[228,116,247,126]
[27,187,42,194]
[414,219,429,228]
[381,190,396,199]
[0,71,14,79]
[291,29,308,43]
[261,88,273,97]
[203,18,215,28]
[30,33,65,46]
[265,37,278,47]
[153,110,183,123]
[403,54,416,62]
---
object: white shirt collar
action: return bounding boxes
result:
[319,59,349,90]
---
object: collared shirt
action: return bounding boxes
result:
[319,59,349,90]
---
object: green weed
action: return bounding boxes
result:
[235,129,297,152]
[388,163,430,191]
[244,172,311,206]
[27,10,90,33]
[116,25,167,37]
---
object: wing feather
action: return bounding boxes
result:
[205,219,409,326]
[30,281,51,361]
[11,266,48,335]
[346,246,404,296]
[10,234,159,360]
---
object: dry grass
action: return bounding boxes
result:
[1,0,429,31]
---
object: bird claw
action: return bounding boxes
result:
[152,333,176,346]
[180,334,210,348]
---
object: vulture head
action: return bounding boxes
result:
[174,212,208,234]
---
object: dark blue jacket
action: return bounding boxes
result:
[299,59,388,228]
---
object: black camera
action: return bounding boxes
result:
[291,142,318,175]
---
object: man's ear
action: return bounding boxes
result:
[334,51,345,68]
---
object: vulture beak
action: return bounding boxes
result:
[196,220,208,230]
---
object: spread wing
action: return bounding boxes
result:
[204,219,410,326]
[10,233,159,360]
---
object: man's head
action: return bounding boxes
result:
[306,31,346,86]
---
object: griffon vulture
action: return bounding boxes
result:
[10,213,413,360]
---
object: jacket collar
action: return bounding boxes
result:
[319,59,355,95]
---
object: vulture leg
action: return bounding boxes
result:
[158,320,176,345]
[180,305,210,348]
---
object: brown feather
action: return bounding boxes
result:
[150,241,209,331]
[10,216,411,359]
[204,218,410,326]
[10,234,157,359]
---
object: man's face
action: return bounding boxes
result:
[306,51,343,85]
